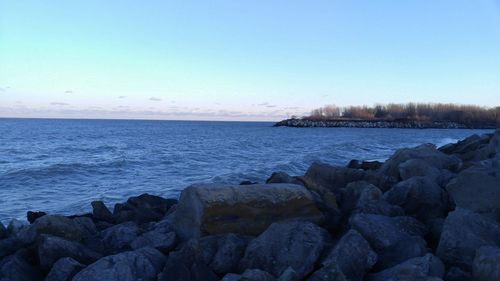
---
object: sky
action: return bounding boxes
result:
[1,1,499,121]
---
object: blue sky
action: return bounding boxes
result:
[1,1,499,121]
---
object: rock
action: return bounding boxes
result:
[239,221,329,279]
[131,229,177,253]
[157,239,218,281]
[384,176,451,222]
[172,183,323,240]
[0,223,36,259]
[472,246,500,281]
[113,193,177,224]
[99,221,141,254]
[91,201,114,223]
[321,229,377,281]
[307,264,348,281]
[304,162,394,192]
[44,257,85,281]
[199,233,252,274]
[446,165,500,216]
[33,215,86,241]
[221,269,277,281]
[221,273,242,281]
[266,171,303,185]
[445,266,472,281]
[340,181,403,217]
[239,180,257,185]
[398,158,442,181]
[277,267,299,281]
[347,159,382,171]
[0,250,43,281]
[367,253,445,281]
[379,143,462,179]
[72,217,98,238]
[436,208,500,271]
[439,134,484,155]
[37,235,101,270]
[0,222,6,239]
[26,211,46,224]
[72,247,166,281]
[349,213,428,270]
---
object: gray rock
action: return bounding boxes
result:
[472,246,500,281]
[380,143,462,179]
[91,201,114,223]
[0,250,43,281]
[277,267,299,281]
[172,183,323,240]
[199,233,252,274]
[347,159,382,171]
[446,165,500,216]
[72,217,98,238]
[113,193,177,224]
[398,158,442,180]
[340,181,403,217]
[44,257,85,281]
[131,229,177,253]
[368,254,445,281]
[385,176,451,221]
[37,235,101,270]
[33,215,87,241]
[0,223,36,259]
[321,229,377,281]
[307,264,348,281]
[349,213,428,270]
[436,208,500,270]
[266,171,303,185]
[239,221,329,279]
[241,269,276,281]
[221,273,243,281]
[26,211,46,224]
[72,247,166,281]
[100,221,141,254]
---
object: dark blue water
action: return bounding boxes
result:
[0,118,493,221]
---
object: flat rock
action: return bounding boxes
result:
[44,257,85,281]
[37,235,101,270]
[472,246,500,281]
[172,183,323,240]
[436,208,500,271]
[72,247,166,281]
[367,253,445,281]
[33,215,86,241]
[239,221,329,279]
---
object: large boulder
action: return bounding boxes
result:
[446,164,500,216]
[72,247,166,281]
[367,253,445,281]
[172,183,323,240]
[321,229,377,281]
[349,213,428,269]
[473,246,500,281]
[436,208,500,271]
[239,221,329,279]
[44,257,85,281]
[99,221,141,254]
[384,176,451,222]
[33,215,87,241]
[199,233,252,275]
[131,228,177,253]
[379,143,462,179]
[304,162,394,192]
[397,158,442,181]
[0,250,43,281]
[91,201,114,223]
[37,235,102,270]
[113,193,177,224]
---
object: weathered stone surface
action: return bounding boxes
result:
[0,250,43,281]
[379,143,462,179]
[239,221,329,279]
[33,215,86,241]
[446,165,500,215]
[385,176,451,221]
[199,233,252,275]
[321,229,377,281]
[44,257,85,281]
[172,183,323,240]
[367,254,445,281]
[99,221,141,254]
[37,235,101,270]
[113,193,177,224]
[307,264,348,281]
[340,181,403,217]
[277,267,299,281]
[72,217,98,238]
[131,229,177,253]
[266,171,303,185]
[398,158,442,181]
[304,162,394,192]
[349,213,428,269]
[91,201,114,223]
[472,246,500,281]
[26,211,46,224]
[436,208,500,270]
[72,247,166,281]
[240,269,276,281]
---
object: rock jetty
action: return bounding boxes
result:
[274,118,499,129]
[1,130,499,281]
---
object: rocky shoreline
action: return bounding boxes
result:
[274,118,498,129]
[1,130,499,281]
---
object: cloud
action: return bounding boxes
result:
[64,90,73,94]
[265,105,277,108]
[50,102,69,106]
[0,88,4,92]
[150,97,162,101]
[118,96,126,99]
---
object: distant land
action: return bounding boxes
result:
[275,103,500,129]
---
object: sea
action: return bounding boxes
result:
[0,118,494,222]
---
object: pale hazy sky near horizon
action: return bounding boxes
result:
[1,1,500,121]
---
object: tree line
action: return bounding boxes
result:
[307,103,500,126]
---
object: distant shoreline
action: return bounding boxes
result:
[274,118,499,129]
